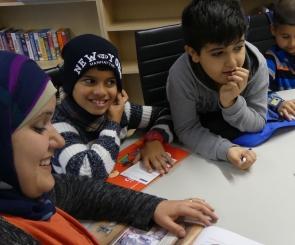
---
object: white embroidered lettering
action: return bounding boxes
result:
[84,52,97,62]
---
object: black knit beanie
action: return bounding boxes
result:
[61,34,122,95]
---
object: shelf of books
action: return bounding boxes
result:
[0,0,101,70]
[0,28,70,69]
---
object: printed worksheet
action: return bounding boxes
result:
[120,161,160,184]
[193,226,264,245]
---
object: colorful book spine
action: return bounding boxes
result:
[18,32,29,57]
[56,28,64,51]
[33,31,43,60]
[28,31,39,61]
[24,32,34,60]
[0,30,3,50]
[51,29,60,57]
[39,29,51,60]
[11,30,23,55]
[46,30,56,59]
[0,28,9,51]
[5,30,15,52]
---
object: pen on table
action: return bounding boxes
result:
[240,148,252,163]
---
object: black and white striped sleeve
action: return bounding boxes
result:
[52,120,121,179]
[123,102,174,143]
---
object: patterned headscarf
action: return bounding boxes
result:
[0,51,57,220]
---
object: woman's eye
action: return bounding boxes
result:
[33,127,46,134]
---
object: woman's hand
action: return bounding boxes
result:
[153,198,218,237]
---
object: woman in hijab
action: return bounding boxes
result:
[0,51,217,244]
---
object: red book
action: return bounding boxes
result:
[107,139,189,191]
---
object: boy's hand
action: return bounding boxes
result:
[227,146,256,170]
[278,99,295,121]
[153,198,218,238]
[107,89,128,123]
[219,67,249,108]
[138,141,173,174]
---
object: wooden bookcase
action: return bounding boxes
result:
[0,0,272,103]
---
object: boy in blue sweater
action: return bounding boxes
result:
[266,0,295,120]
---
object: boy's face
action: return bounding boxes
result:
[272,24,295,55]
[73,68,118,115]
[186,37,246,86]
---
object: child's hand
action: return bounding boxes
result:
[153,198,218,238]
[227,146,256,170]
[278,99,295,121]
[107,89,128,123]
[219,67,249,108]
[139,141,173,174]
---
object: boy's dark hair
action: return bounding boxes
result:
[182,0,248,53]
[273,0,295,26]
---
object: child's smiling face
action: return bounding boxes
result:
[272,24,295,56]
[72,68,118,115]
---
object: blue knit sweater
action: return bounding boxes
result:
[266,45,295,91]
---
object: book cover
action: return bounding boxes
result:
[106,139,189,191]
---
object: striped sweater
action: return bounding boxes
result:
[265,45,295,91]
[52,99,173,179]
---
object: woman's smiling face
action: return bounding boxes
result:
[12,96,65,198]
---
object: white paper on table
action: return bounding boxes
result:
[193,226,264,245]
[120,161,160,184]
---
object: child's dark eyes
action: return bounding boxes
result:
[211,51,223,57]
[281,35,290,39]
[105,79,117,87]
[82,79,96,85]
[234,45,244,51]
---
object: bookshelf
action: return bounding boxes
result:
[0,0,272,104]
[0,0,101,70]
